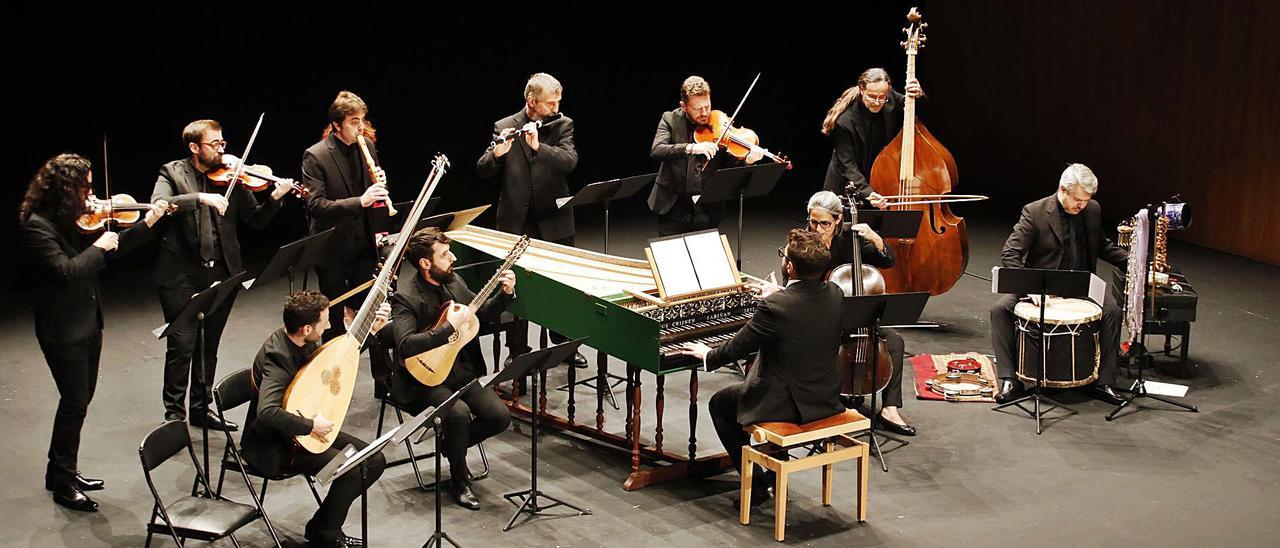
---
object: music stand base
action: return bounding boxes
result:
[423,530,461,548]
[1106,379,1198,421]
[851,427,909,472]
[992,391,1078,435]
[502,489,593,532]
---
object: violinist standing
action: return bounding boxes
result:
[649,76,763,237]
[302,91,391,343]
[821,68,924,207]
[19,153,170,511]
[476,73,583,365]
[152,119,291,428]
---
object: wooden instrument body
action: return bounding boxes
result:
[404,302,481,387]
[282,335,361,453]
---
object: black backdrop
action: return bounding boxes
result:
[7,2,1276,302]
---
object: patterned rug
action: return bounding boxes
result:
[911,352,999,403]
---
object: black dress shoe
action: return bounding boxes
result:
[51,483,98,512]
[840,394,865,410]
[47,473,104,492]
[876,412,918,437]
[452,482,481,510]
[307,533,364,548]
[1093,384,1127,406]
[731,485,773,511]
[190,412,238,432]
[569,351,589,369]
[995,378,1025,404]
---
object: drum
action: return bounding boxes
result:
[1013,298,1101,388]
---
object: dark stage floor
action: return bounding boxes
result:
[2,200,1278,547]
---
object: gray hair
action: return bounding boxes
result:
[807,190,843,218]
[858,68,891,89]
[524,73,562,101]
[1059,163,1099,194]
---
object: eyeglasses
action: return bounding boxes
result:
[199,140,227,150]
[777,246,787,258]
[806,218,835,229]
[863,95,888,106]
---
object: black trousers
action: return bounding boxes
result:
[990,294,1120,386]
[657,195,724,237]
[288,431,385,543]
[709,383,789,488]
[881,328,907,408]
[40,333,102,484]
[392,373,511,483]
[315,251,378,343]
[158,265,235,420]
[506,218,573,353]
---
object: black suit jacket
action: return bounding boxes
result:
[1001,194,1128,273]
[647,107,740,215]
[822,90,906,197]
[388,272,513,394]
[151,158,282,286]
[302,134,387,267]
[476,110,578,242]
[21,213,154,344]
[241,327,318,477]
[706,279,845,425]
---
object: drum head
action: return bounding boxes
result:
[1014,297,1102,325]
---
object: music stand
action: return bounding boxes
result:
[502,339,593,532]
[314,421,403,548]
[990,267,1091,434]
[388,197,443,232]
[842,292,929,471]
[848,207,940,330]
[555,173,654,254]
[242,228,335,293]
[152,270,252,493]
[695,163,787,269]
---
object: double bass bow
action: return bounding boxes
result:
[869,8,977,296]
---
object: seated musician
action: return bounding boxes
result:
[387,227,514,510]
[241,291,390,548]
[991,164,1127,405]
[803,190,915,435]
[679,229,846,508]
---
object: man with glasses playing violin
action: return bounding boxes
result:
[151,119,293,428]
[821,68,924,208]
[649,75,763,237]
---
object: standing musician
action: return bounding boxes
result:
[803,190,916,435]
[241,291,390,548]
[678,229,846,509]
[821,68,924,206]
[302,90,392,342]
[20,153,170,511]
[990,164,1127,405]
[387,228,514,510]
[152,119,293,428]
[649,75,763,237]
[475,73,584,366]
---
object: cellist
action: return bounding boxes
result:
[820,68,925,207]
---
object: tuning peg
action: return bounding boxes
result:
[900,41,908,48]
[920,36,928,44]
[921,23,929,30]
[903,27,910,34]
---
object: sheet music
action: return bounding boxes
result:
[650,238,701,295]
[1088,273,1107,306]
[685,232,738,290]
[990,266,1001,294]
[555,196,572,208]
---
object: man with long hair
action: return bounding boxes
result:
[821,68,924,206]
[20,153,169,511]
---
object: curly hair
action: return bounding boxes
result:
[404,227,452,268]
[18,153,92,230]
[283,290,330,333]
[784,229,832,280]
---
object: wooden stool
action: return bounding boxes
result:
[741,409,870,542]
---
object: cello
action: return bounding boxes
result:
[827,197,892,396]
[869,8,970,296]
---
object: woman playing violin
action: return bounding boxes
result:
[19,153,169,512]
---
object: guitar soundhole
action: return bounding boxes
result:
[320,367,342,396]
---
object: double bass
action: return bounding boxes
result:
[870,8,970,296]
[828,200,893,396]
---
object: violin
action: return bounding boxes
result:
[77,194,176,233]
[206,158,310,199]
[693,110,792,168]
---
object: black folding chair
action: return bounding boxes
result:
[140,420,278,547]
[213,368,323,506]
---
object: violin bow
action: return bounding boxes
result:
[222,112,266,200]
[102,134,114,233]
[702,72,761,173]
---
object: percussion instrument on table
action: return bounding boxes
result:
[1013,297,1101,388]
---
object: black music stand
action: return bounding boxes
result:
[242,228,335,293]
[388,197,442,232]
[850,207,941,329]
[314,423,402,548]
[990,267,1092,434]
[1107,204,1198,421]
[696,163,787,269]
[842,292,929,471]
[502,339,593,532]
[555,173,654,254]
[152,270,252,494]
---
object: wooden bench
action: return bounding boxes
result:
[741,409,871,542]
